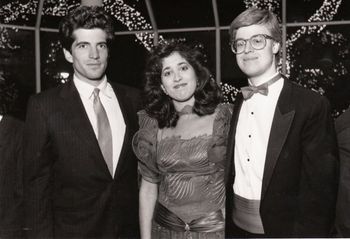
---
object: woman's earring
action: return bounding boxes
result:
[161,85,168,95]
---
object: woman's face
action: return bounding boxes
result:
[160,51,197,106]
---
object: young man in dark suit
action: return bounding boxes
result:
[0,76,23,238]
[23,6,140,238]
[225,7,338,238]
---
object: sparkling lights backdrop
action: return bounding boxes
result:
[0,0,350,116]
[0,27,19,50]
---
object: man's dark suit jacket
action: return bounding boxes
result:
[0,116,23,238]
[335,108,350,237]
[225,77,339,238]
[23,80,140,238]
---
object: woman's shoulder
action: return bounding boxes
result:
[214,103,233,119]
[133,110,160,183]
[137,110,158,130]
[206,103,233,166]
[212,103,233,136]
[133,110,158,155]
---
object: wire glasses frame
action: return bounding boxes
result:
[231,34,276,54]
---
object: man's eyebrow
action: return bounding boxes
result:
[75,41,90,45]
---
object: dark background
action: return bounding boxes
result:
[1,0,350,119]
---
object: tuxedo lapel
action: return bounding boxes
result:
[225,93,244,183]
[261,79,295,199]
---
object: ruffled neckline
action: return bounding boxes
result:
[177,105,193,116]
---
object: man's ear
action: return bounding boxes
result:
[272,42,280,54]
[63,48,73,63]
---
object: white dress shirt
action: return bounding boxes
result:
[74,75,126,177]
[234,73,284,200]
[0,115,2,122]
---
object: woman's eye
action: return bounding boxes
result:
[180,65,189,71]
[163,71,171,77]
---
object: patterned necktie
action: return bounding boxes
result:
[93,88,113,176]
[241,73,281,100]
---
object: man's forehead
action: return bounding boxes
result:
[235,24,270,38]
[72,28,107,41]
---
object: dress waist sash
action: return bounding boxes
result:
[154,202,224,233]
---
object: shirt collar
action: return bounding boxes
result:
[0,115,3,122]
[73,75,113,100]
[248,72,280,87]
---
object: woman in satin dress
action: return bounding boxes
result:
[133,40,233,239]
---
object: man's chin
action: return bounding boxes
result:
[244,70,265,79]
[87,73,105,81]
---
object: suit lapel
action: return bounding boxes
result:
[111,84,134,179]
[0,116,7,145]
[59,81,106,168]
[261,78,295,199]
[0,116,8,148]
[225,94,244,184]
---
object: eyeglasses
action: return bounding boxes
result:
[231,34,276,54]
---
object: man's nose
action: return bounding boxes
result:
[89,47,100,59]
[244,41,254,53]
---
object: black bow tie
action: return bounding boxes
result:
[241,74,281,100]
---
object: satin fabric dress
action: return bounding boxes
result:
[133,104,232,239]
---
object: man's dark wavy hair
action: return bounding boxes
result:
[59,5,114,52]
[144,40,223,129]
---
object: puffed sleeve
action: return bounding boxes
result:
[207,103,233,168]
[132,110,160,183]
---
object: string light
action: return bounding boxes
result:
[43,0,79,16]
[244,0,280,12]
[0,27,19,49]
[0,0,348,115]
[221,82,239,104]
[0,1,39,23]
[103,0,164,50]
[286,0,343,75]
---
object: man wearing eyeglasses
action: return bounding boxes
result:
[225,7,338,238]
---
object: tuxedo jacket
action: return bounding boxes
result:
[23,80,140,238]
[335,108,350,237]
[225,77,339,237]
[0,116,23,238]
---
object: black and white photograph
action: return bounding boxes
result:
[0,0,350,238]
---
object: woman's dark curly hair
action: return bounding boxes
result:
[144,40,223,129]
